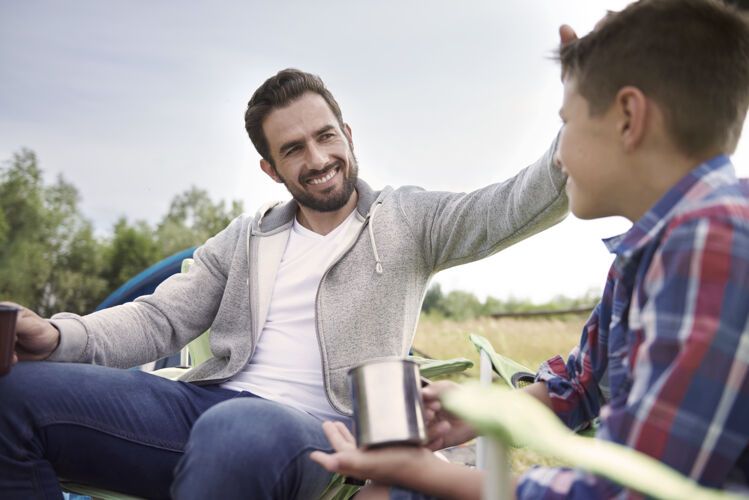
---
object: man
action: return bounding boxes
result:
[0,69,567,499]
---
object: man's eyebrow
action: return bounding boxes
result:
[279,139,303,156]
[278,125,337,156]
[315,125,336,136]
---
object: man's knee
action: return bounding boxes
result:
[188,397,327,459]
[174,396,334,499]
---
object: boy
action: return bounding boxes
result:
[310,0,749,498]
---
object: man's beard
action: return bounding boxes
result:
[277,153,359,213]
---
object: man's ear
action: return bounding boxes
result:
[344,123,353,149]
[260,159,283,183]
[615,86,648,153]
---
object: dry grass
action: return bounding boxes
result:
[414,314,586,378]
[413,313,589,472]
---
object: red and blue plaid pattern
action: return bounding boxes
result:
[518,155,749,499]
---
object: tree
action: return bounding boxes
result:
[442,290,483,321]
[102,218,160,293]
[155,186,244,257]
[422,283,445,314]
[0,150,249,315]
[0,149,108,315]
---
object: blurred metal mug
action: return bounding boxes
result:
[0,304,21,377]
[348,357,427,448]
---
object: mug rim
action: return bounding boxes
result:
[347,356,418,375]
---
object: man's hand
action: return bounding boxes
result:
[310,421,440,486]
[0,302,60,363]
[422,381,476,450]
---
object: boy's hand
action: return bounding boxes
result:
[422,381,477,450]
[0,302,60,364]
[310,421,436,483]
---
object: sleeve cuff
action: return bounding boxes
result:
[46,314,88,362]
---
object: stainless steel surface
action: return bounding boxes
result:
[348,357,427,448]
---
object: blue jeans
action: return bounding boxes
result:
[0,362,334,499]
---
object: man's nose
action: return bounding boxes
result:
[305,143,327,169]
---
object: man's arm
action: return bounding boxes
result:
[395,136,568,273]
[41,215,248,368]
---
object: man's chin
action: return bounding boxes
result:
[293,186,354,213]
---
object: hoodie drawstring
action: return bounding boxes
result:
[367,202,383,275]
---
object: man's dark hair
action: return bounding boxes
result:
[558,0,749,156]
[244,69,345,166]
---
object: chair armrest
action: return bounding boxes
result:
[469,334,534,388]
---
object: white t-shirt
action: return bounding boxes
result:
[221,211,358,423]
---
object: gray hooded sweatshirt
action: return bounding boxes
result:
[48,139,567,416]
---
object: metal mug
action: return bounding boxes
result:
[0,304,21,377]
[348,357,427,448]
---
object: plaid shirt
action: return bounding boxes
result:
[517,155,749,499]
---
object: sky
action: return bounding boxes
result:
[2,1,748,304]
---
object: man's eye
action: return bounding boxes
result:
[320,133,334,141]
[285,146,300,156]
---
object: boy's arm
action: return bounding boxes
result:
[534,298,609,432]
[516,216,749,499]
[310,421,486,500]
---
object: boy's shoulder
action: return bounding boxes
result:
[666,177,749,233]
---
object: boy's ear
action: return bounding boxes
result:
[260,159,283,183]
[615,86,648,153]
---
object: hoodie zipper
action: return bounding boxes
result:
[315,201,383,415]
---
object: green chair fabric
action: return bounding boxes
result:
[442,383,744,500]
[411,355,473,379]
[469,333,534,388]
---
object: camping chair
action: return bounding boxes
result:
[468,332,600,471]
[60,259,472,500]
[469,333,536,389]
[441,383,745,500]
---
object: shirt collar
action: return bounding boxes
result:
[603,154,736,257]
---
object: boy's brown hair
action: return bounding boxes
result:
[244,68,345,167]
[558,0,749,157]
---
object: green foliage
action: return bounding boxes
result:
[443,290,483,321]
[421,282,600,321]
[156,186,243,257]
[0,149,244,316]
[0,149,103,315]
[422,282,445,314]
[103,218,160,292]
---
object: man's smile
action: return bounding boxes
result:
[303,163,341,186]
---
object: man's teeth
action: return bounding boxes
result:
[308,169,337,185]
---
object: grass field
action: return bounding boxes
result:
[413,312,590,473]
